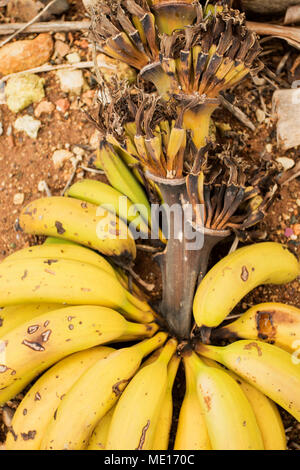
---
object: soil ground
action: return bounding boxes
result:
[0,0,299,450]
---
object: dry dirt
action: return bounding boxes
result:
[0,0,299,450]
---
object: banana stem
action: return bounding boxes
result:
[148,173,230,340]
[183,102,219,150]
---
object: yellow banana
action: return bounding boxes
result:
[0,305,158,405]
[106,338,178,450]
[5,346,114,450]
[203,357,286,450]
[0,304,63,338]
[196,339,300,422]
[0,257,155,323]
[174,355,211,450]
[152,354,180,450]
[86,405,116,450]
[1,243,116,278]
[193,242,299,328]
[40,333,168,450]
[65,179,150,237]
[19,196,136,262]
[215,302,300,354]
[228,370,287,450]
[184,352,264,450]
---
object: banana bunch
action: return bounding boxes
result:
[174,351,286,450]
[5,333,167,450]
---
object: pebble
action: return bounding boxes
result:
[73,146,85,157]
[89,129,101,149]
[55,40,70,58]
[13,193,24,205]
[34,100,55,118]
[14,115,41,139]
[56,69,84,95]
[5,74,45,114]
[66,52,81,64]
[293,224,300,236]
[55,98,70,113]
[276,157,295,171]
[52,149,73,169]
[296,199,300,207]
[81,89,95,107]
[0,34,53,75]
[256,108,266,123]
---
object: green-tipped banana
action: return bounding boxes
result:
[196,339,300,422]
[193,243,299,328]
[184,352,264,450]
[40,333,168,450]
[19,197,136,262]
[65,179,150,237]
[215,302,300,354]
[5,346,114,450]
[0,305,158,405]
[96,141,151,228]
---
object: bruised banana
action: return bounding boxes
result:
[203,357,286,450]
[215,302,300,354]
[0,303,63,338]
[196,339,300,422]
[106,339,178,450]
[65,179,150,238]
[86,405,116,450]
[0,305,158,405]
[184,352,264,450]
[152,354,180,450]
[41,333,168,450]
[5,346,114,450]
[0,257,155,323]
[193,242,299,328]
[18,197,136,262]
[174,355,211,450]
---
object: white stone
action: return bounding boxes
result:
[13,193,24,205]
[66,52,81,64]
[52,149,73,169]
[14,115,41,139]
[56,69,84,95]
[276,157,295,171]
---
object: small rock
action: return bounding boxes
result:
[66,52,81,64]
[56,69,84,95]
[89,129,101,149]
[52,149,73,169]
[276,157,295,171]
[0,34,53,75]
[54,32,66,42]
[73,146,85,157]
[266,143,273,153]
[7,0,69,21]
[5,73,45,113]
[14,115,41,139]
[55,40,70,58]
[38,180,46,192]
[256,108,266,123]
[34,100,55,118]
[55,98,70,113]
[296,199,300,207]
[13,193,24,205]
